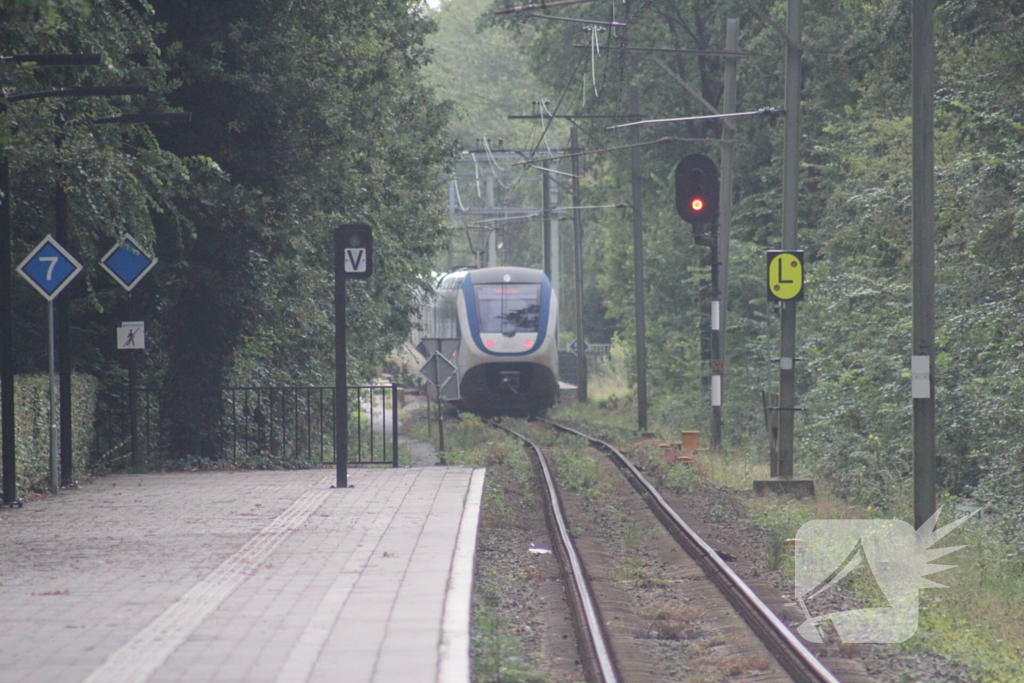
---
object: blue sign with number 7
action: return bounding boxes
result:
[17,235,83,301]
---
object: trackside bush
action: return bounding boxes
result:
[0,373,98,493]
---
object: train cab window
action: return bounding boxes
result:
[475,284,542,335]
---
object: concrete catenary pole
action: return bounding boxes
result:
[629,86,648,432]
[570,126,588,402]
[542,161,552,279]
[717,19,739,446]
[911,0,936,529]
[486,176,497,267]
[776,0,802,478]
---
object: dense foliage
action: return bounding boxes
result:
[2,0,455,463]
[478,0,1024,551]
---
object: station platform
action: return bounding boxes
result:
[0,466,485,683]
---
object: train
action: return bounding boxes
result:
[416,266,559,416]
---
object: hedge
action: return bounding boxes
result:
[0,373,98,493]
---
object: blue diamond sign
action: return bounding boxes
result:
[17,235,83,301]
[99,234,157,291]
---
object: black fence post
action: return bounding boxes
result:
[391,383,399,467]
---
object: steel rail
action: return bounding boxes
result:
[488,420,619,683]
[538,418,842,683]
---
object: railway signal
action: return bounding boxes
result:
[674,154,723,451]
[675,153,720,238]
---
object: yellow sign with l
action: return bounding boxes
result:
[767,250,804,301]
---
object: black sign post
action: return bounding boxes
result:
[334,223,373,489]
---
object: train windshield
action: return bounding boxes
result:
[475,284,542,335]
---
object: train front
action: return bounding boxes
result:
[458,267,559,416]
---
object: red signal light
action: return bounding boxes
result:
[691,198,704,212]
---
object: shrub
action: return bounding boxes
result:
[0,373,97,493]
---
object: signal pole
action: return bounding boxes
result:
[675,153,720,449]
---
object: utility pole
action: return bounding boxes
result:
[542,160,552,279]
[55,149,73,486]
[570,126,587,402]
[753,0,814,497]
[717,19,740,447]
[550,171,560,305]
[506,115,616,400]
[629,86,648,433]
[776,0,801,480]
[485,176,497,267]
[911,0,936,529]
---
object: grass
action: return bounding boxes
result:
[912,523,1024,683]
[429,415,554,683]
[549,373,1024,683]
[472,582,550,683]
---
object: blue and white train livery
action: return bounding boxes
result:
[417,267,559,416]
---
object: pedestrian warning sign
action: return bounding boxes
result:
[117,321,145,350]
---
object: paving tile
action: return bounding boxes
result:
[0,466,484,683]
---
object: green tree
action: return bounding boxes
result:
[1,0,194,434]
[148,0,456,458]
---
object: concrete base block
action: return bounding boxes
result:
[753,477,815,498]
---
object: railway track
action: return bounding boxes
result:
[491,417,845,683]
[488,419,620,683]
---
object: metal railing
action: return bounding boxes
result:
[92,384,400,469]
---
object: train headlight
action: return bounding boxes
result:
[523,339,534,348]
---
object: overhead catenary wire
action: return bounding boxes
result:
[492,0,598,16]
[465,203,629,228]
[513,136,720,166]
[522,52,588,165]
[537,101,553,154]
[524,14,626,28]
[470,152,483,197]
[500,51,588,199]
[606,107,785,130]
[527,164,578,178]
[587,25,605,101]
[452,177,468,211]
[481,137,510,190]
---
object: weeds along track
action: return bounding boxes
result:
[487,419,620,683]
[530,417,845,683]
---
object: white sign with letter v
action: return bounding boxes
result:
[344,248,367,274]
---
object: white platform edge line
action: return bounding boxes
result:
[437,468,486,683]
